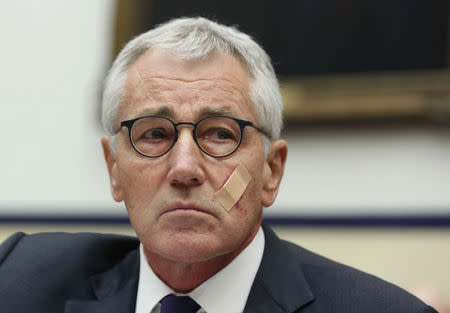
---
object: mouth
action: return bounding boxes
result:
[161,202,215,217]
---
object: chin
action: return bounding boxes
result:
[157,234,231,263]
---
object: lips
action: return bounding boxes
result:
[161,202,214,217]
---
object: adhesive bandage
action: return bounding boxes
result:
[214,163,252,212]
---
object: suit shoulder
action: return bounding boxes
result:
[0,232,140,312]
[0,232,26,264]
[0,231,139,283]
[1,231,138,258]
[280,239,434,312]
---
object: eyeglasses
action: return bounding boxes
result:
[119,115,269,158]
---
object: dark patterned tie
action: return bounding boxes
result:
[160,295,201,313]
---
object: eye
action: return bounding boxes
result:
[201,127,236,141]
[142,129,168,140]
[215,129,234,140]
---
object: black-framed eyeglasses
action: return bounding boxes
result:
[119,115,270,158]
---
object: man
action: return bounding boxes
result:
[0,17,437,313]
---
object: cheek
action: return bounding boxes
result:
[213,163,254,211]
[118,160,165,203]
[216,163,263,216]
[239,164,265,213]
[209,164,235,198]
[238,182,260,213]
[219,171,233,188]
[233,199,246,215]
[231,186,263,228]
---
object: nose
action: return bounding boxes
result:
[166,128,206,187]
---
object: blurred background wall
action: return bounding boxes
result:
[0,0,449,307]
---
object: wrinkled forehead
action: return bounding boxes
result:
[119,48,255,122]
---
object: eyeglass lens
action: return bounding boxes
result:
[130,116,242,157]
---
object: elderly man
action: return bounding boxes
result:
[0,17,437,313]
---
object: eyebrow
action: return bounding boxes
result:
[198,107,234,118]
[137,106,235,120]
[138,106,175,118]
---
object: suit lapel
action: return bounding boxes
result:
[244,225,315,313]
[64,249,140,313]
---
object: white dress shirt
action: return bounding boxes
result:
[135,226,265,313]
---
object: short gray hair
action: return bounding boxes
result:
[102,17,283,152]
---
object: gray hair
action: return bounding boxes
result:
[102,17,283,153]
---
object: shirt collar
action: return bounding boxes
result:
[135,226,265,313]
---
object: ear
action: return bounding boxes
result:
[261,139,288,207]
[101,136,124,202]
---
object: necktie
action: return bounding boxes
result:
[160,295,201,313]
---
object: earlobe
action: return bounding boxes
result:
[261,140,288,207]
[101,136,124,202]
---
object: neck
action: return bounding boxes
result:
[144,227,260,293]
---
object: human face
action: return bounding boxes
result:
[102,49,285,264]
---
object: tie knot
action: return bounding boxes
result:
[160,295,201,313]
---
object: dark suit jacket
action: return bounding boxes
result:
[0,225,437,313]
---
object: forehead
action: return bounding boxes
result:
[119,48,254,121]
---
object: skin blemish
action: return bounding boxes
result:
[233,198,244,212]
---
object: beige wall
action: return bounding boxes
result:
[275,227,450,293]
[1,224,449,305]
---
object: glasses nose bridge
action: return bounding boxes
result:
[172,121,199,148]
[173,121,197,137]
[174,121,196,129]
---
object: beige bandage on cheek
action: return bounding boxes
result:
[214,163,252,212]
